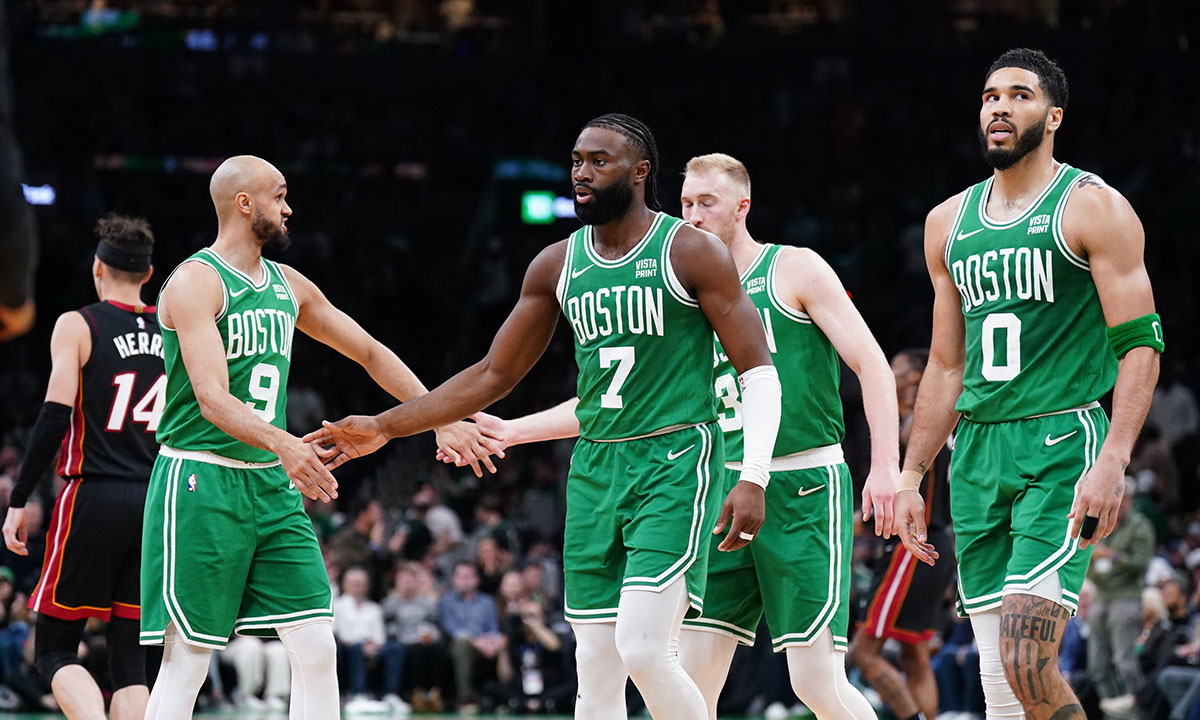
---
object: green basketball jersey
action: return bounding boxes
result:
[713,244,843,462]
[945,164,1117,423]
[557,212,717,441]
[156,248,297,462]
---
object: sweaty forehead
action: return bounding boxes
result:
[985,66,1044,94]
[574,126,636,157]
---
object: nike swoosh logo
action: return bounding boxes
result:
[230,287,249,297]
[797,484,826,497]
[571,265,593,279]
[666,444,695,461]
[956,228,985,241]
[1045,431,1078,447]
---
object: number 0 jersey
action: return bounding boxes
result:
[156,248,297,463]
[557,213,718,441]
[712,244,843,462]
[945,164,1117,423]
[57,300,163,481]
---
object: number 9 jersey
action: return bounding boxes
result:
[155,248,297,463]
[944,164,1117,422]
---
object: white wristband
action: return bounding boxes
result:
[737,365,782,490]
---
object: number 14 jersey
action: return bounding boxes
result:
[945,163,1117,423]
[557,213,717,441]
[156,248,297,463]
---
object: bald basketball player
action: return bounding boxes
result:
[139,156,499,718]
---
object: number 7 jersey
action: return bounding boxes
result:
[156,248,298,463]
[945,164,1117,423]
[557,213,718,441]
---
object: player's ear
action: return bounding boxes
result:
[92,256,103,279]
[632,159,650,185]
[142,265,154,285]
[1046,105,1064,133]
[736,197,751,221]
[236,191,253,215]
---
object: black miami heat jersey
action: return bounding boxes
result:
[56,300,164,481]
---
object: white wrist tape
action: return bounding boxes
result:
[737,365,782,489]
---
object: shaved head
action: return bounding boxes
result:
[210,155,291,250]
[210,155,283,213]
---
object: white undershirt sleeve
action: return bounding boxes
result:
[737,365,782,489]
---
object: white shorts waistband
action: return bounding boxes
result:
[1023,401,1102,420]
[159,445,281,469]
[726,443,844,473]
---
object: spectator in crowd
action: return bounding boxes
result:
[1146,361,1198,452]
[219,636,290,711]
[1137,582,1197,719]
[475,535,509,597]
[413,482,464,576]
[438,561,500,712]
[331,498,388,593]
[1087,477,1156,716]
[1163,578,1193,631]
[483,570,573,713]
[333,566,389,712]
[381,562,445,712]
[1131,425,1181,515]
[467,495,520,561]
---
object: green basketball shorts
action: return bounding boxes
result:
[952,404,1108,617]
[140,448,333,649]
[563,422,723,624]
[683,447,852,652]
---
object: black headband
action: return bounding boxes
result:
[96,240,151,272]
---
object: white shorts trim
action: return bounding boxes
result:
[160,445,281,469]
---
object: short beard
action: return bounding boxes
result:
[574,180,635,226]
[978,117,1047,170]
[251,210,290,251]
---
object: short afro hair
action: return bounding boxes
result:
[986,48,1069,109]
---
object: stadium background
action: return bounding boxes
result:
[0,0,1198,717]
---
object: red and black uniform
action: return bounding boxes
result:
[859,440,956,645]
[27,300,162,622]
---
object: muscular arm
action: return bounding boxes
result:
[902,196,967,476]
[370,242,566,440]
[673,227,777,551]
[782,247,899,535]
[3,311,88,552]
[672,227,772,373]
[163,262,337,500]
[1063,178,1160,544]
[895,194,967,564]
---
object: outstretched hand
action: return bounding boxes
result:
[434,419,507,478]
[302,416,388,471]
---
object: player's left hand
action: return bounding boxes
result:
[714,480,765,552]
[862,463,898,538]
[303,416,388,470]
[1068,453,1126,548]
[434,420,506,478]
[2,507,28,556]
